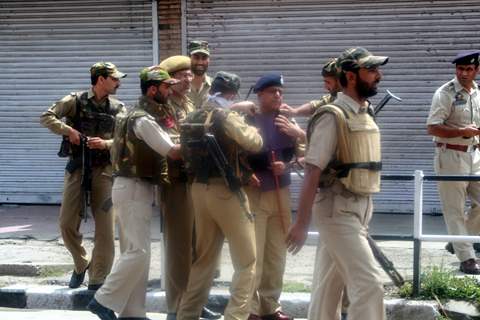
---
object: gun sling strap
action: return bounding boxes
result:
[332,161,382,178]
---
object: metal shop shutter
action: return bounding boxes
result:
[185,0,480,213]
[0,0,153,203]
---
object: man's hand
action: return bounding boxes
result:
[461,125,480,138]
[230,101,257,116]
[68,127,81,145]
[275,115,306,141]
[167,144,182,160]
[248,174,261,188]
[286,222,309,255]
[87,137,108,150]
[279,103,297,117]
[270,161,286,176]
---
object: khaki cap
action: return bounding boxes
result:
[90,62,127,79]
[159,56,191,74]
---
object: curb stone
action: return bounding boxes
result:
[0,263,73,277]
[0,285,447,319]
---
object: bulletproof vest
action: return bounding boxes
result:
[180,105,245,183]
[307,104,382,195]
[66,91,124,167]
[246,112,296,192]
[111,96,169,185]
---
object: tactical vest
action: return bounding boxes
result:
[111,97,170,185]
[65,91,124,168]
[180,106,249,184]
[307,104,382,195]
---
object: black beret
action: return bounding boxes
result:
[452,50,480,65]
[253,73,284,93]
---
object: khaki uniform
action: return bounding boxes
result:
[162,95,196,313]
[245,186,290,316]
[310,94,335,112]
[95,96,174,318]
[40,89,125,285]
[305,92,385,320]
[427,77,480,262]
[246,117,303,316]
[177,110,263,320]
[187,75,212,109]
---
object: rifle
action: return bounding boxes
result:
[80,135,92,223]
[270,151,287,234]
[367,235,405,287]
[203,133,254,222]
[373,89,402,115]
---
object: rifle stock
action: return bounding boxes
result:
[203,133,254,222]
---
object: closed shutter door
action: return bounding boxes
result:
[0,0,153,203]
[185,0,480,213]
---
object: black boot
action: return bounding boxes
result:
[201,307,221,320]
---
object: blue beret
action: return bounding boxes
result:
[253,73,284,93]
[452,50,480,65]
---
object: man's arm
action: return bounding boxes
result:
[427,124,480,138]
[133,116,181,159]
[223,111,263,153]
[279,102,314,117]
[286,163,321,254]
[40,94,82,144]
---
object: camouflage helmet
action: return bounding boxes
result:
[139,66,179,85]
[322,58,338,77]
[210,71,241,94]
[336,47,389,72]
[90,62,126,79]
[188,40,210,56]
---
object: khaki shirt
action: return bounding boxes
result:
[40,88,120,149]
[224,111,263,153]
[187,75,212,109]
[427,77,480,145]
[305,92,367,170]
[166,95,195,143]
[310,94,336,112]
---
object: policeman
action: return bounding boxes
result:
[177,72,263,320]
[159,55,219,320]
[40,62,127,290]
[246,74,300,320]
[280,58,341,117]
[427,50,480,274]
[286,47,388,320]
[87,66,182,320]
[187,40,212,109]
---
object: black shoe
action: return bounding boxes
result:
[341,313,348,320]
[474,243,480,252]
[445,242,455,255]
[87,298,117,320]
[69,266,88,289]
[88,283,103,291]
[201,307,221,320]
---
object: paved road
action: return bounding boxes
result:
[0,308,166,319]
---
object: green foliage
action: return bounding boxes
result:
[400,266,480,309]
[282,281,310,293]
[398,281,413,298]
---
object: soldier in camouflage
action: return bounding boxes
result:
[187,40,212,109]
[40,62,127,291]
[159,55,220,320]
[87,66,182,320]
[280,58,341,117]
[177,71,263,320]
